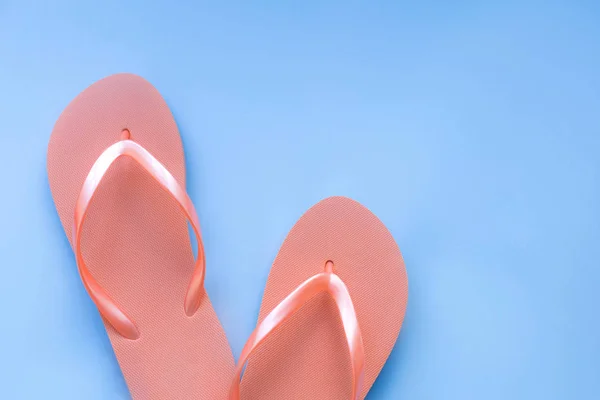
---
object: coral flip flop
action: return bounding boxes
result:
[230,197,408,399]
[47,74,234,399]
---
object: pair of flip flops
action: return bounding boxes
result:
[47,74,408,399]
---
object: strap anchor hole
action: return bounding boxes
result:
[120,129,131,140]
[325,260,334,272]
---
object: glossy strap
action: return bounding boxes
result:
[73,139,205,340]
[229,262,365,400]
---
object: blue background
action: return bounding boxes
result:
[1,1,599,399]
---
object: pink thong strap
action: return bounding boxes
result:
[230,261,365,400]
[73,136,205,340]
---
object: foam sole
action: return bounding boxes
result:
[47,74,234,399]
[239,197,408,399]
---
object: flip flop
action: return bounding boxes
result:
[230,197,408,399]
[47,74,234,399]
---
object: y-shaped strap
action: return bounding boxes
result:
[73,138,205,340]
[229,262,365,400]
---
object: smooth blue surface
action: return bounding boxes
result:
[1,1,599,398]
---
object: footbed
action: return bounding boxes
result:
[239,197,408,399]
[47,74,234,399]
